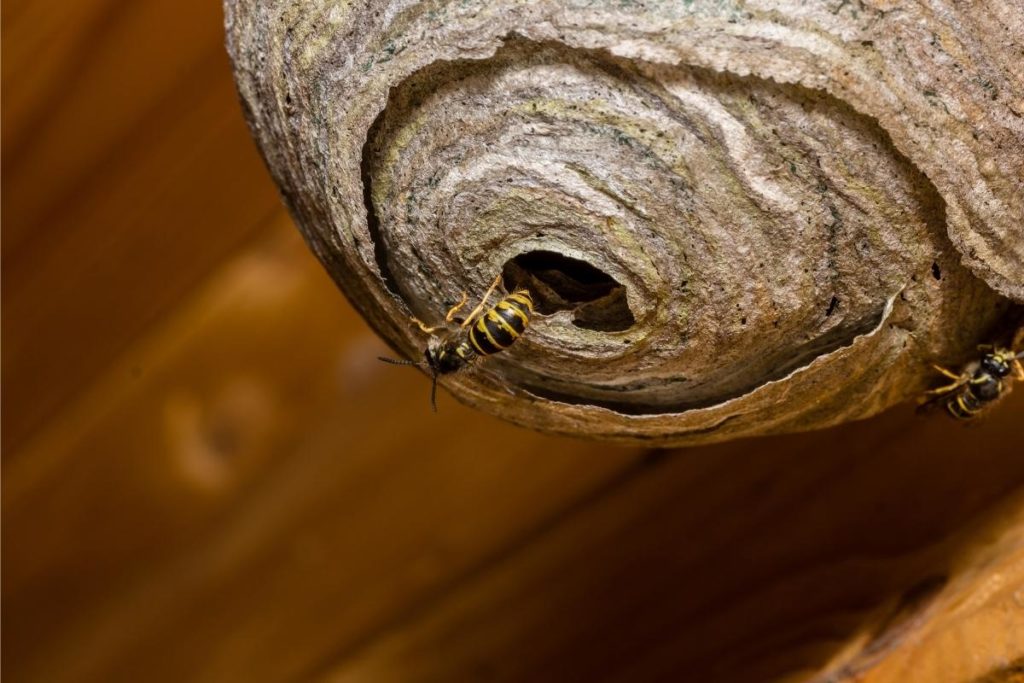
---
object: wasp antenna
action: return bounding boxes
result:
[378,356,419,366]
[430,374,439,413]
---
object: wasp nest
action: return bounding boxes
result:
[226,0,1023,445]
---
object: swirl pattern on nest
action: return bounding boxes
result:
[227,0,1020,444]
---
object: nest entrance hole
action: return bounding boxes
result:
[503,250,635,332]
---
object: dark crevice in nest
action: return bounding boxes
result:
[518,307,890,415]
[360,107,401,296]
[503,250,635,332]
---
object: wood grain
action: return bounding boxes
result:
[319,393,1024,683]
[4,2,1024,682]
[1,0,281,453]
[1,223,643,683]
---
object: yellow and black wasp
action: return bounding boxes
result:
[922,340,1024,420]
[379,274,535,411]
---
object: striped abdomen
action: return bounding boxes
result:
[946,373,1002,419]
[469,290,533,356]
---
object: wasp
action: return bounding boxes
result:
[922,342,1024,420]
[379,274,535,411]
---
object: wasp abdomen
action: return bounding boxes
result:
[926,345,1023,421]
[947,386,984,419]
[947,375,1002,419]
[469,290,533,356]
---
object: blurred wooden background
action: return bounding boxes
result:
[3,2,1023,682]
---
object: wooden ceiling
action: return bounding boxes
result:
[3,2,1023,681]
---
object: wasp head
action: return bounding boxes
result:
[426,335,474,375]
[982,349,1015,378]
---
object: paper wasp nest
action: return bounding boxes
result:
[226,0,1023,445]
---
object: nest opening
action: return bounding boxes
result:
[503,250,635,332]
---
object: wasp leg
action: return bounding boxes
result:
[932,364,962,381]
[924,382,964,396]
[1011,358,1024,381]
[412,316,441,334]
[460,274,504,329]
[445,292,469,322]
[977,343,995,352]
[924,365,967,395]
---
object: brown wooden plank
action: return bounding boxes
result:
[5,4,1023,683]
[315,391,1024,683]
[2,0,230,250]
[819,517,1024,683]
[1,0,120,158]
[2,223,643,683]
[1,0,282,453]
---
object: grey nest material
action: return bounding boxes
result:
[227,0,1023,445]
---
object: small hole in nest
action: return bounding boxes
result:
[503,250,635,332]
